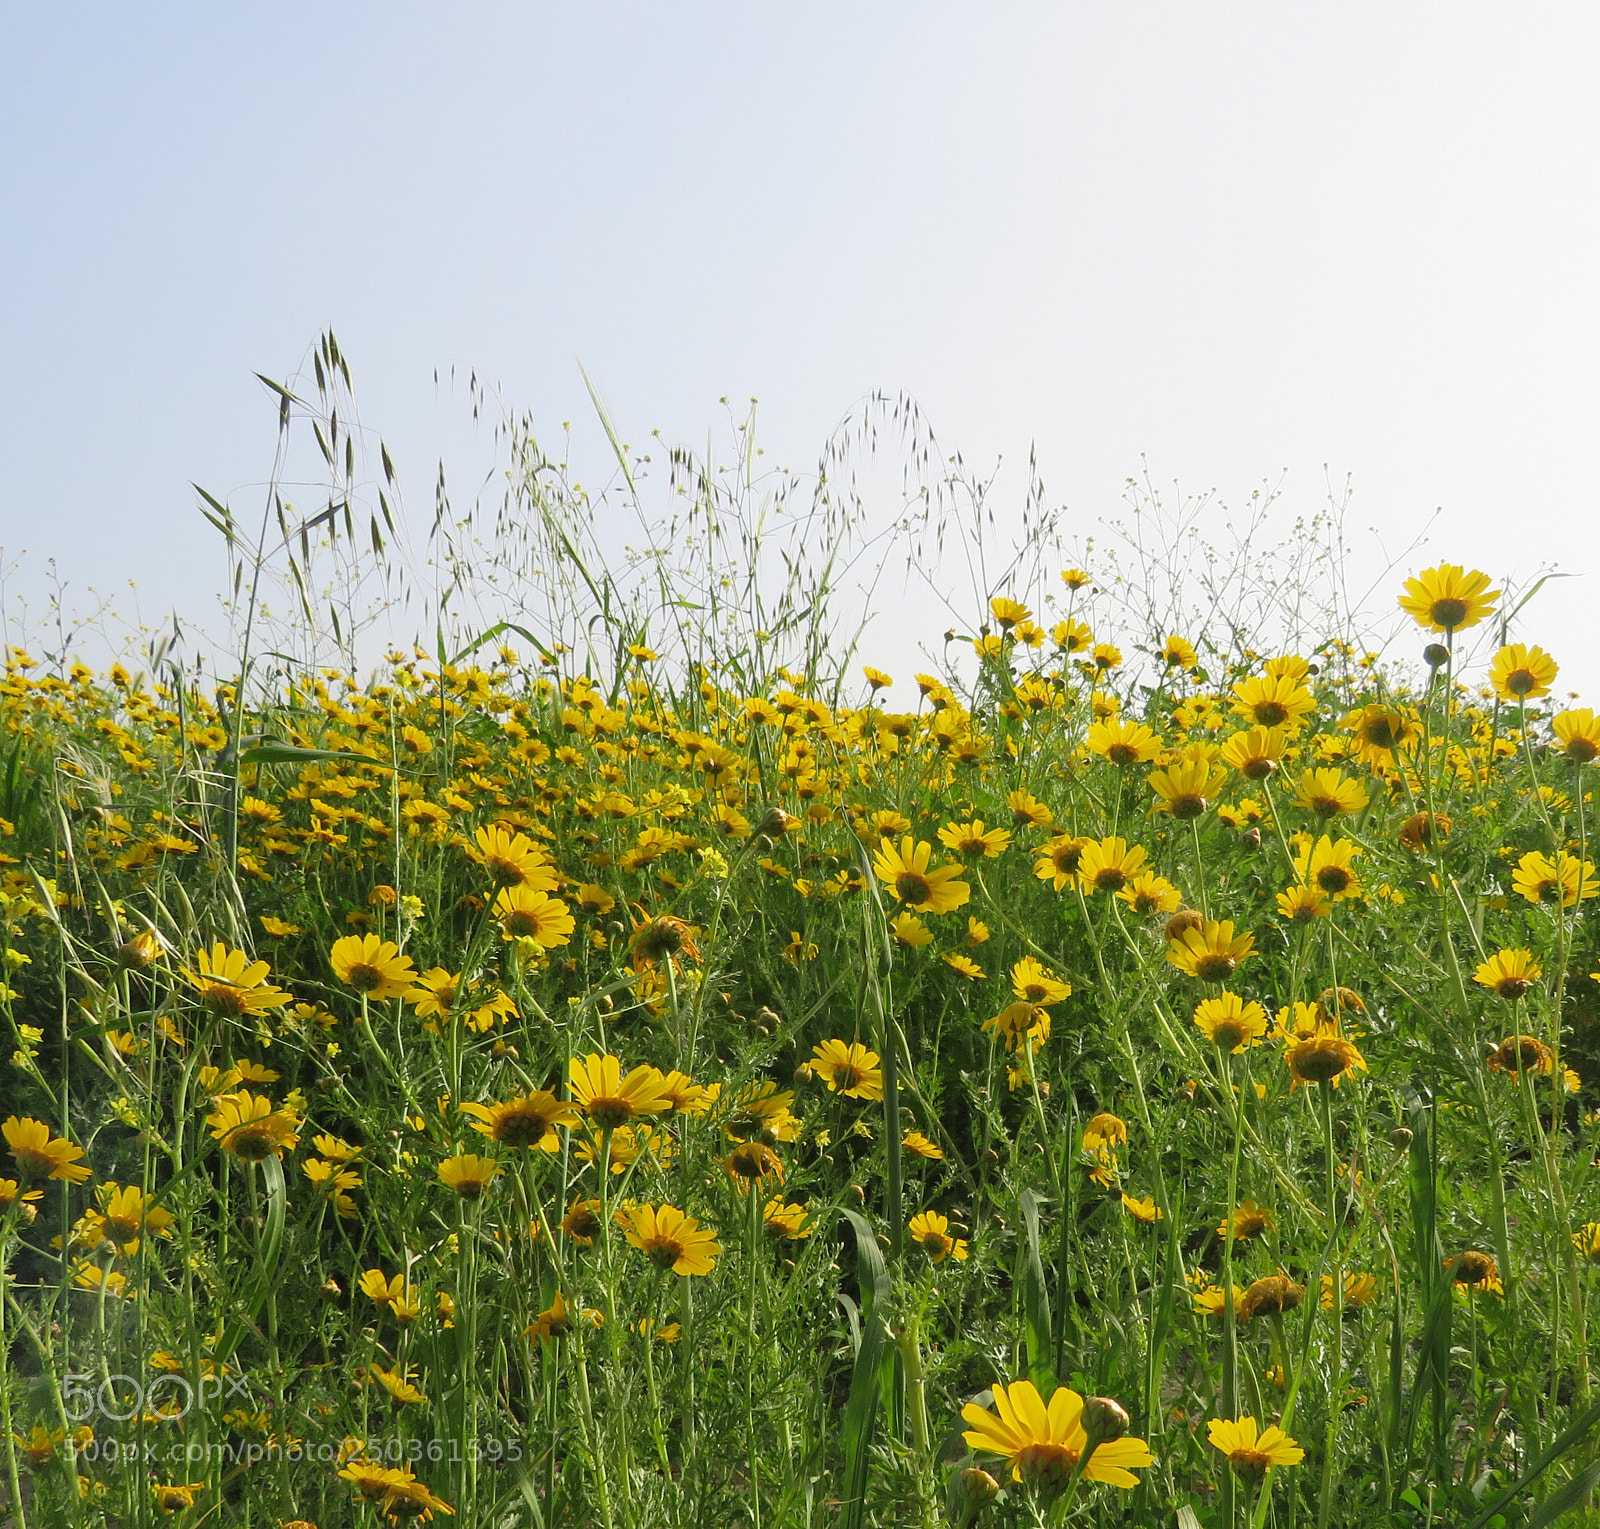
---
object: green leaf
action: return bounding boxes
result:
[1019,1189,1055,1393]
[1504,571,1574,626]
[214,1155,287,1366]
[1527,1460,1600,1529]
[838,1209,891,1529]
[237,739,392,769]
[448,621,555,668]
[1398,1091,1451,1480]
[1462,1393,1600,1529]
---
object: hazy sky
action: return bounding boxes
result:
[3,4,1596,696]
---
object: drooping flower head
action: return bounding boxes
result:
[1238,1272,1305,1319]
[629,913,701,969]
[1081,1113,1128,1154]
[1218,1200,1274,1241]
[1488,1034,1553,1077]
[3,1117,92,1183]
[1398,811,1451,852]
[560,1198,605,1244]
[1284,1021,1368,1090]
[723,1142,784,1188]
[152,1483,207,1512]
[983,1001,1051,1052]
[1447,1249,1502,1293]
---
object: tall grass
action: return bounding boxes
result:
[0,334,1597,1528]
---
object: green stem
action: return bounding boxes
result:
[1221,1052,1245,1529]
[1317,1081,1341,1529]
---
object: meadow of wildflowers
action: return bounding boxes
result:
[2,364,1600,1529]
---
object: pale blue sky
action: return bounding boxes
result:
[3,4,1596,694]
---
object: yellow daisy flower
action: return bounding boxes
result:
[568,1054,675,1130]
[1473,948,1541,1000]
[1076,837,1149,894]
[624,1203,720,1275]
[3,1117,92,1184]
[1489,643,1558,701]
[1207,1416,1304,1479]
[436,1154,500,1199]
[871,837,971,914]
[491,886,574,947]
[810,1039,884,1100]
[184,943,291,1017]
[908,1209,968,1263]
[205,1093,300,1161]
[1167,920,1255,983]
[329,934,419,999]
[1193,993,1268,1053]
[1397,563,1499,632]
[961,1380,1154,1491]
[1010,956,1072,1006]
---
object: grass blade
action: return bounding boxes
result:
[838,1209,891,1529]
